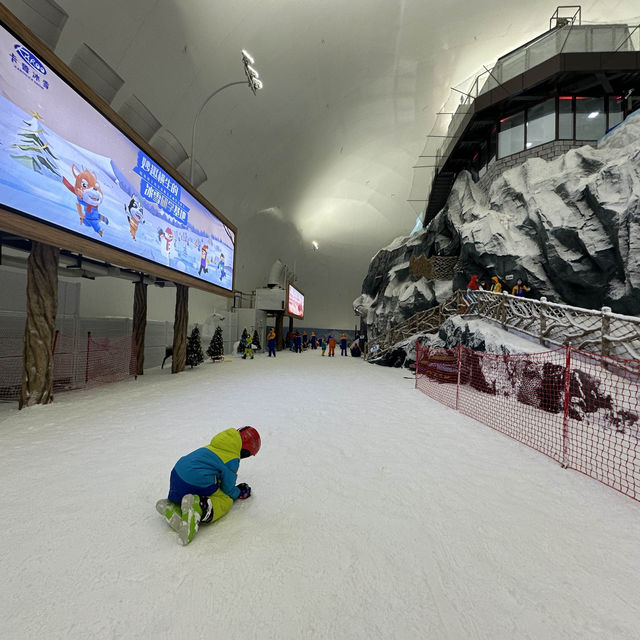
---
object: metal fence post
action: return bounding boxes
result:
[561,343,572,468]
[456,343,462,410]
[51,329,59,355]
[601,306,611,356]
[499,292,507,330]
[539,297,547,347]
[132,332,138,380]
[85,331,91,384]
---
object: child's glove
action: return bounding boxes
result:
[237,483,251,500]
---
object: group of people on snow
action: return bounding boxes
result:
[283,329,366,357]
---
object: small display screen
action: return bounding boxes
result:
[286,282,304,319]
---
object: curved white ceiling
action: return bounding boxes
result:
[5,0,635,326]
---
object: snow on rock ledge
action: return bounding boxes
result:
[373,315,546,368]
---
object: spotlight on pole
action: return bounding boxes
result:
[242,49,263,95]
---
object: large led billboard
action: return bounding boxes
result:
[0,16,235,292]
[285,281,304,319]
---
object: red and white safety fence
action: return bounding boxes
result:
[0,331,137,403]
[415,343,640,502]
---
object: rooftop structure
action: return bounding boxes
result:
[414,7,640,227]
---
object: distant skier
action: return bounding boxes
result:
[340,333,348,356]
[267,327,277,357]
[241,334,254,359]
[155,427,261,545]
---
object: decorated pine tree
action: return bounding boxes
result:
[186,325,204,367]
[11,112,60,176]
[207,326,224,361]
[252,329,261,350]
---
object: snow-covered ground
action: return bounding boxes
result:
[2,348,640,639]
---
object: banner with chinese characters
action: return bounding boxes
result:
[0,24,235,290]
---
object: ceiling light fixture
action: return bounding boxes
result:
[587,111,600,119]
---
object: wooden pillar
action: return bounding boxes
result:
[275,311,284,351]
[172,284,188,374]
[20,241,59,409]
[133,280,147,375]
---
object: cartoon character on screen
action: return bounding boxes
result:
[199,245,209,275]
[62,165,109,236]
[124,196,144,241]
[218,253,225,281]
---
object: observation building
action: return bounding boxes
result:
[423,7,640,226]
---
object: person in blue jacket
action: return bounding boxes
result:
[156,426,261,545]
[340,333,348,356]
[511,278,530,297]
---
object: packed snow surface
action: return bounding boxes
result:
[2,349,640,639]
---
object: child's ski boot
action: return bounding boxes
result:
[178,494,213,545]
[156,498,182,532]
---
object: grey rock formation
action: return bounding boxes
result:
[356,111,640,333]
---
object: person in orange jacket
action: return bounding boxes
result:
[490,276,502,293]
[327,335,336,357]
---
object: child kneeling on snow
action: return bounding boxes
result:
[156,426,261,545]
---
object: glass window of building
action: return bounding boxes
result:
[498,112,525,158]
[608,96,624,130]
[558,97,573,139]
[575,97,606,140]
[526,98,556,148]
[488,126,497,165]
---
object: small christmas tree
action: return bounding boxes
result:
[237,328,248,353]
[11,113,60,176]
[207,326,224,361]
[186,325,204,367]
[252,329,261,351]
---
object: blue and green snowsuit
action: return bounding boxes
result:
[168,428,242,522]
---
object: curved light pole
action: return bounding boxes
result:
[189,49,263,185]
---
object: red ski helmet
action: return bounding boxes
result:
[238,426,261,457]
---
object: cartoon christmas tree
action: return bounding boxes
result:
[186,325,204,368]
[207,326,224,361]
[237,328,248,353]
[11,112,60,176]
[252,329,261,351]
